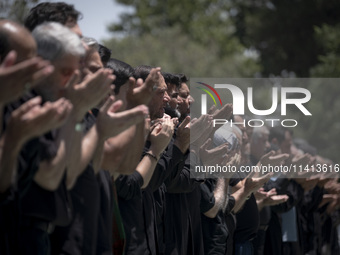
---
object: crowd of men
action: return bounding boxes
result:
[0,2,339,255]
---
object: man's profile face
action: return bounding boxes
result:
[65,16,82,37]
[148,75,169,120]
[178,83,192,117]
[167,83,181,110]
[82,49,103,76]
[44,53,81,101]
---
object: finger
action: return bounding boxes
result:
[64,70,81,89]
[145,67,162,91]
[208,105,216,115]
[109,100,123,113]
[211,143,229,155]
[29,65,54,86]
[100,95,115,113]
[261,150,275,161]
[191,117,198,124]
[1,50,17,68]
[151,123,162,135]
[126,77,136,93]
[178,116,191,131]
[136,78,144,88]
[115,105,148,126]
[200,138,212,151]
[270,153,289,161]
[13,96,42,117]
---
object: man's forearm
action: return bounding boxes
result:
[101,122,145,175]
[204,179,226,218]
[116,121,145,174]
[67,123,101,189]
[34,138,67,191]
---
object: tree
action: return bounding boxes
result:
[104,26,260,77]
[229,0,340,77]
[109,0,246,57]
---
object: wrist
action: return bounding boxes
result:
[144,151,159,161]
[71,106,88,122]
[148,146,162,159]
[174,139,188,154]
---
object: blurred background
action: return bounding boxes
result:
[1,0,340,161]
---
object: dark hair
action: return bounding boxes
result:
[98,44,111,66]
[162,72,180,87]
[133,65,153,81]
[24,2,82,31]
[177,73,189,83]
[106,58,134,95]
[269,126,293,145]
[0,30,10,62]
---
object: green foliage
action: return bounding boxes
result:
[229,0,340,77]
[104,26,260,77]
[107,0,340,162]
[311,24,340,77]
[110,0,243,56]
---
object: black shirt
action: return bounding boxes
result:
[50,111,100,255]
[115,140,185,255]
[163,153,203,255]
[96,170,114,255]
[200,179,229,255]
[233,172,260,243]
[1,91,69,255]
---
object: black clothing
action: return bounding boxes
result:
[96,170,114,255]
[1,91,72,255]
[201,179,229,255]
[163,153,203,255]
[264,179,304,255]
[232,172,259,244]
[116,140,185,255]
[50,166,100,255]
[50,111,100,255]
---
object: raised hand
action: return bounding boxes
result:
[149,118,174,157]
[64,68,114,121]
[191,114,213,143]
[255,188,289,207]
[285,153,311,178]
[96,96,149,140]
[199,138,229,167]
[126,67,162,107]
[212,103,233,121]
[174,116,191,154]
[0,51,54,104]
[257,151,289,168]
[244,168,274,194]
[6,96,72,144]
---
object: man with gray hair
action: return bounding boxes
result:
[13,22,114,255]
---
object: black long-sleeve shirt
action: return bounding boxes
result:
[116,140,185,255]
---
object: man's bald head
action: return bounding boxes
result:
[0,20,37,63]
